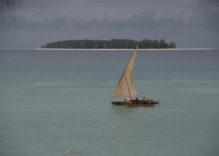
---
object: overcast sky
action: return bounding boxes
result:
[0,0,219,48]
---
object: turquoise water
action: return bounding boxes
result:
[0,50,219,156]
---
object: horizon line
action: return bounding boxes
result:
[0,48,218,51]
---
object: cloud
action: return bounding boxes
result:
[0,0,219,48]
[198,0,219,6]
[14,0,198,22]
[10,0,217,31]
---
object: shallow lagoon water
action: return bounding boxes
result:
[0,49,219,156]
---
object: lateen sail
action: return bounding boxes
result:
[112,45,139,99]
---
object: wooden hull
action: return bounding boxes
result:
[111,100,159,107]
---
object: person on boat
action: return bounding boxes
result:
[143,96,147,102]
[150,97,154,102]
[135,97,139,103]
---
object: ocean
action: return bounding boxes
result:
[0,49,219,156]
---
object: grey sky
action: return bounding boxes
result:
[0,0,219,48]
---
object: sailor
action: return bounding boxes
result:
[150,97,154,102]
[135,97,139,102]
[143,96,147,101]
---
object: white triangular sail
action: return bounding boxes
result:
[112,45,139,99]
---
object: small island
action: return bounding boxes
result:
[42,39,176,49]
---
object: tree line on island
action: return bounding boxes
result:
[42,39,176,49]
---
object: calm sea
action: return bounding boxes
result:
[0,49,219,156]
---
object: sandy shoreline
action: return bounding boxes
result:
[0,48,217,51]
[35,48,216,51]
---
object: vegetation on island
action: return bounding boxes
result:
[42,39,176,49]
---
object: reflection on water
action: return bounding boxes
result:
[111,104,154,116]
[65,150,82,156]
[111,105,154,128]
[112,105,137,116]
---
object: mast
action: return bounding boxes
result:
[124,74,132,98]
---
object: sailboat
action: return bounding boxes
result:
[111,44,159,107]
